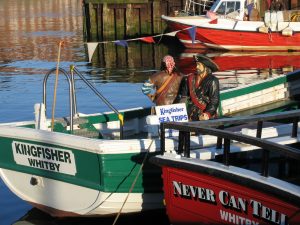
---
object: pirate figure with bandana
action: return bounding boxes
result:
[178,54,220,121]
[141,55,183,106]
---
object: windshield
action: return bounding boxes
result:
[213,0,241,15]
[210,0,221,11]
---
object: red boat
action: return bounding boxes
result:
[151,109,300,224]
[162,0,300,51]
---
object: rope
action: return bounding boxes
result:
[51,41,64,131]
[268,27,273,42]
[112,139,155,225]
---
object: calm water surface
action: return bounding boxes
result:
[0,1,299,225]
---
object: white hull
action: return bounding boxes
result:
[0,169,163,217]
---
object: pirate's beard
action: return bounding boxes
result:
[196,66,206,76]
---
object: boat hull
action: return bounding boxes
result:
[0,126,164,217]
[159,162,300,225]
[164,17,300,51]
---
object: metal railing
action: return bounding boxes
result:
[43,68,74,132]
[160,109,300,177]
[43,66,124,139]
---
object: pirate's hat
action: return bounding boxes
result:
[194,54,219,72]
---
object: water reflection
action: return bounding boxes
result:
[178,50,300,90]
[12,208,169,225]
[0,0,84,63]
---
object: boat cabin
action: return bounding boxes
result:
[184,0,300,22]
[210,0,246,20]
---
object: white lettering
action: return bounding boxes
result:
[220,210,260,225]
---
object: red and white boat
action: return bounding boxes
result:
[162,0,300,50]
[150,110,300,225]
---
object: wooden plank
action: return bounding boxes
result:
[96,4,103,41]
[126,4,140,37]
[127,43,142,69]
[152,1,164,34]
[89,3,98,41]
[102,3,116,40]
[140,3,152,35]
[115,8,126,39]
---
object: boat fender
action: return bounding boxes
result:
[281,27,294,36]
[258,25,269,33]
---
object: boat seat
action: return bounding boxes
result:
[54,116,103,139]
[72,128,101,139]
[145,115,160,138]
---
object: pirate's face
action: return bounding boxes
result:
[196,62,206,75]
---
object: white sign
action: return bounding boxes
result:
[155,103,188,123]
[155,103,188,137]
[12,141,77,175]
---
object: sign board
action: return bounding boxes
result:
[155,103,188,136]
[12,141,77,175]
[155,103,188,123]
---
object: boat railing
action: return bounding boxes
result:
[42,66,124,139]
[160,109,300,177]
[182,0,214,15]
[43,68,74,132]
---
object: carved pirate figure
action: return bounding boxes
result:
[179,54,220,121]
[141,55,183,106]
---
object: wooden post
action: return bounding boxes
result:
[89,3,98,41]
[114,4,126,40]
[103,3,116,40]
[126,4,140,37]
[152,1,164,34]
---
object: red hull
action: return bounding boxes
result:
[167,20,300,51]
[162,166,300,225]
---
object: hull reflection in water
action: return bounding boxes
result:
[178,51,300,90]
[12,208,169,225]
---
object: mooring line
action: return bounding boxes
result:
[112,139,155,225]
[51,41,64,131]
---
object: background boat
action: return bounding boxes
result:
[162,0,300,50]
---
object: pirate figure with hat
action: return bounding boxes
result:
[178,54,220,121]
[141,55,183,106]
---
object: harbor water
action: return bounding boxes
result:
[0,0,299,224]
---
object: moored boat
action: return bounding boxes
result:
[0,66,299,217]
[150,110,300,224]
[162,0,300,50]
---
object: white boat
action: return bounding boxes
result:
[0,66,299,217]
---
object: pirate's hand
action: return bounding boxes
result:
[199,113,209,121]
